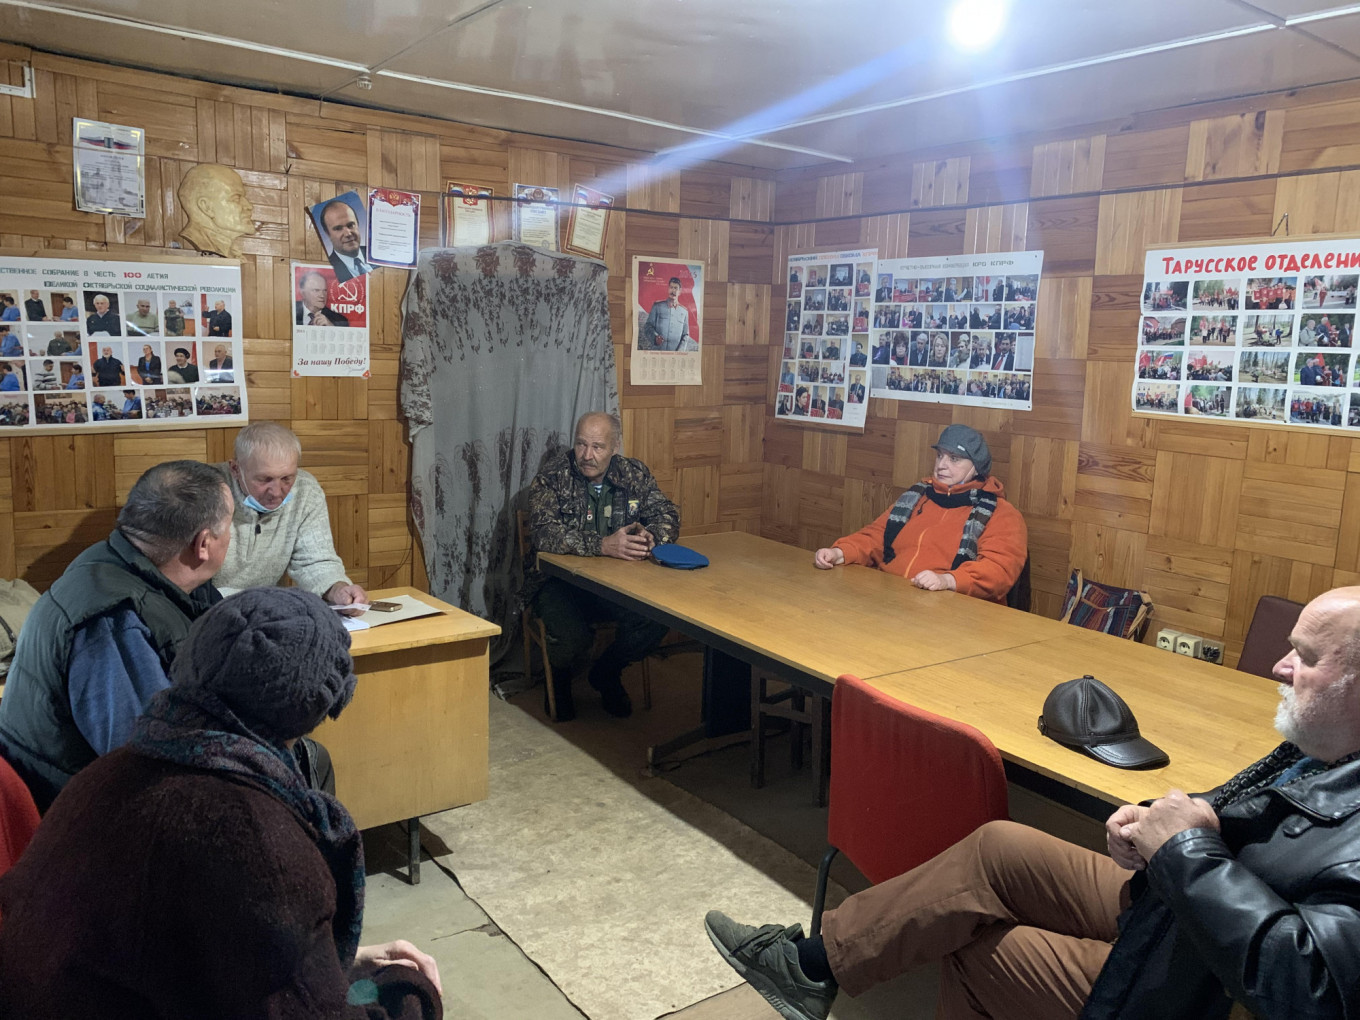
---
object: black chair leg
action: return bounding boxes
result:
[810,845,840,937]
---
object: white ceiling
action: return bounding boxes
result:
[2,0,1360,170]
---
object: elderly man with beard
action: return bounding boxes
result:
[706,586,1360,1020]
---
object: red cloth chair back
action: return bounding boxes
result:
[827,674,1008,885]
[0,754,39,876]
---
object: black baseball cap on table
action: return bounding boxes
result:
[1037,674,1169,770]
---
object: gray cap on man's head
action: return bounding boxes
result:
[932,424,991,478]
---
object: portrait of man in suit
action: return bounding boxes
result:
[318,198,371,283]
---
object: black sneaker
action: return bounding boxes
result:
[704,911,835,1020]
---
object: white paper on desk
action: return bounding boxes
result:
[341,616,370,632]
[355,593,442,627]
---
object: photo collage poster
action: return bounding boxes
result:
[778,248,876,427]
[869,251,1043,411]
[1135,238,1360,429]
[291,263,371,378]
[0,256,245,428]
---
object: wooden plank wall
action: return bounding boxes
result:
[765,88,1360,665]
[0,49,775,596]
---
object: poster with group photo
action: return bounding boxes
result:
[630,257,703,386]
[291,263,370,378]
[0,255,245,429]
[777,247,876,427]
[869,250,1043,411]
[1135,238,1360,429]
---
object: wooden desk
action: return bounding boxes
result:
[540,531,1070,692]
[311,586,499,880]
[869,627,1283,809]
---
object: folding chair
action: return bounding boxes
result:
[810,674,1009,935]
[0,754,39,877]
[1237,595,1303,679]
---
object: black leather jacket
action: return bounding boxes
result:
[1084,752,1360,1019]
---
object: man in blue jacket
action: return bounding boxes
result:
[706,586,1360,1020]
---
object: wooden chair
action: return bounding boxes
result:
[810,674,1009,936]
[750,672,829,804]
[1237,595,1303,679]
[515,511,660,720]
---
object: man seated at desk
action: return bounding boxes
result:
[812,424,1026,603]
[214,421,367,613]
[527,411,679,721]
[707,585,1360,1020]
[0,461,231,811]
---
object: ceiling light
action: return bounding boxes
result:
[948,0,1008,52]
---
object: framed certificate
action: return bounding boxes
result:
[563,184,613,260]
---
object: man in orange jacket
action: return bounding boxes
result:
[813,424,1026,603]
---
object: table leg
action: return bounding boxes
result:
[646,646,752,769]
[407,817,421,885]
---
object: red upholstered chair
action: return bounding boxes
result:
[0,753,39,875]
[810,674,1009,935]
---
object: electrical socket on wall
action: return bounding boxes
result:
[1156,628,1183,651]
[1175,634,1203,658]
[1198,639,1224,665]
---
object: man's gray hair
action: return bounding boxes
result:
[118,461,232,565]
[298,270,327,291]
[575,410,622,448]
[234,421,301,468]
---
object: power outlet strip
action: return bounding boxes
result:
[1156,628,1183,651]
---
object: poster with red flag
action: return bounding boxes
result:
[630,256,703,386]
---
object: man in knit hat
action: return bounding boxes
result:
[812,424,1027,603]
[0,588,443,1018]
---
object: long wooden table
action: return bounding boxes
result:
[311,586,499,881]
[540,531,1072,695]
[868,627,1283,809]
[540,533,1286,815]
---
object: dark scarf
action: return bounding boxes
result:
[1211,740,1360,811]
[881,481,998,567]
[129,684,365,965]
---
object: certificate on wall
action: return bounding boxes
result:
[0,253,245,430]
[1133,237,1360,430]
[72,118,145,217]
[563,184,613,259]
[513,184,559,251]
[867,249,1043,412]
[630,257,703,386]
[290,263,370,378]
[367,188,420,269]
[775,247,876,428]
[442,184,494,246]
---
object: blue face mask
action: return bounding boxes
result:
[242,488,295,514]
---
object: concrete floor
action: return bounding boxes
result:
[359,653,1104,1019]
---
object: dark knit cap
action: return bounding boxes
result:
[932,423,992,478]
[169,587,356,741]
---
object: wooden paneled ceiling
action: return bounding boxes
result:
[3,0,1360,169]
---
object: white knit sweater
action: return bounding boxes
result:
[214,464,350,596]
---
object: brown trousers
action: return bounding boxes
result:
[820,820,1132,1020]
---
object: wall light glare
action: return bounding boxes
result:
[947,0,1008,52]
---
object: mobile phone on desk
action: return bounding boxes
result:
[366,600,402,612]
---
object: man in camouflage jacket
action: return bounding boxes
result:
[527,411,680,721]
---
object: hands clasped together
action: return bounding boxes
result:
[1105,789,1220,871]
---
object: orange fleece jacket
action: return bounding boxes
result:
[833,475,1027,603]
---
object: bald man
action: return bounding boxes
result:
[526,412,679,721]
[708,587,1360,1020]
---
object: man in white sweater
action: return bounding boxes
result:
[214,422,367,612]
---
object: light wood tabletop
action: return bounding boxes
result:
[868,627,1284,808]
[539,531,1071,685]
[346,586,501,657]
